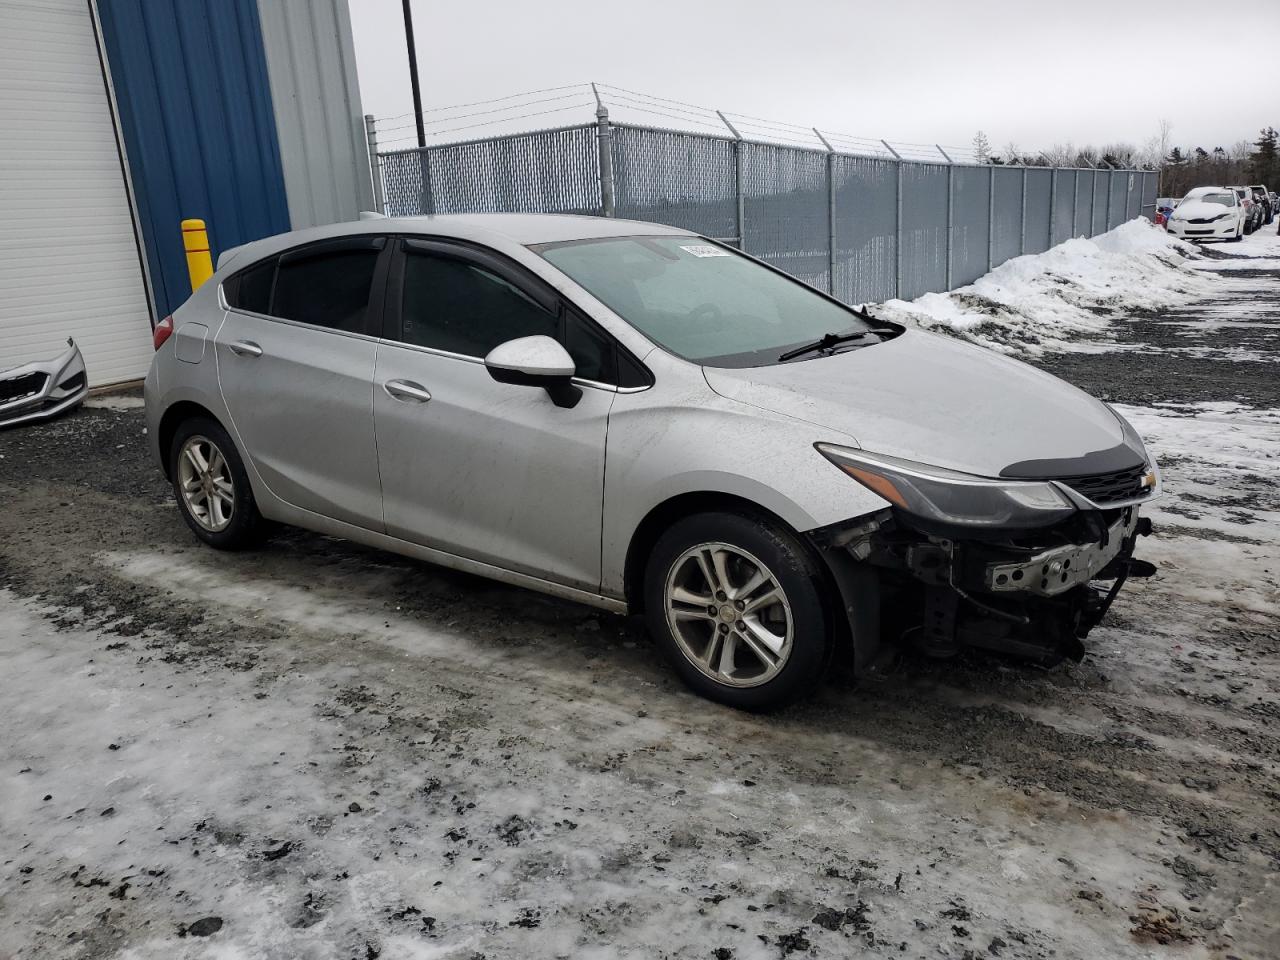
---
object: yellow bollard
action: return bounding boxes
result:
[181,218,214,292]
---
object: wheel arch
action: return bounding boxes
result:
[623,491,827,615]
[157,400,223,480]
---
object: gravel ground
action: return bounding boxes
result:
[1,234,1278,960]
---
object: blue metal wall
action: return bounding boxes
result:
[96,0,290,318]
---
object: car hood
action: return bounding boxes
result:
[1172,200,1232,220]
[702,329,1128,478]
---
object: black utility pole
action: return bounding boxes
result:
[401,0,426,148]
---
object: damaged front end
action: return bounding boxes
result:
[811,434,1159,669]
[0,339,89,430]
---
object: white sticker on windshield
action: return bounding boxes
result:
[680,244,731,258]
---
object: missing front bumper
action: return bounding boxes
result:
[815,505,1156,669]
[983,510,1137,597]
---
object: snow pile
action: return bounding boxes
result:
[874,219,1221,355]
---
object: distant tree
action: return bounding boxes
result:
[1250,127,1278,185]
[1193,146,1209,162]
[1165,146,1186,165]
[972,130,991,163]
[1044,142,1076,166]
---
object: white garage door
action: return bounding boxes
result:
[0,0,153,387]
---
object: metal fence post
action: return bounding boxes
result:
[592,84,615,217]
[1090,164,1099,237]
[1072,168,1080,237]
[364,114,385,214]
[1019,166,1028,255]
[1048,167,1057,248]
[1105,163,1114,231]
[816,128,836,295]
[987,165,995,271]
[719,111,745,250]
[937,145,954,291]
[882,140,903,298]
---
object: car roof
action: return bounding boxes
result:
[216,213,696,271]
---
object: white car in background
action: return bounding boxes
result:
[1165,187,1246,242]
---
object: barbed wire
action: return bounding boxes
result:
[371,82,1137,165]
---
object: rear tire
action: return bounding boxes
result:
[169,416,265,550]
[643,511,832,711]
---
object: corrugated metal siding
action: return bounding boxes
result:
[0,0,153,385]
[96,0,291,319]
[256,0,373,228]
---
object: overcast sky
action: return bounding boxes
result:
[350,0,1280,157]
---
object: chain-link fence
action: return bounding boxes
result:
[375,122,1158,305]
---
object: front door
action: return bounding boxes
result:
[215,236,388,530]
[373,239,614,591]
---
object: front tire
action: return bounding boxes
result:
[169,416,265,550]
[643,511,832,710]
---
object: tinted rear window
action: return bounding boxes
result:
[273,248,380,334]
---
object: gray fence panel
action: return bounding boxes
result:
[427,126,601,215]
[1051,169,1075,246]
[950,165,991,287]
[1072,171,1091,238]
[900,162,949,299]
[611,125,738,240]
[1024,168,1053,255]
[831,155,897,304]
[1091,171,1108,235]
[1140,171,1157,220]
[377,121,1153,304]
[741,143,831,292]
[991,167,1024,266]
[1105,171,1127,230]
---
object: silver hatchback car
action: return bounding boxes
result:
[145,214,1159,709]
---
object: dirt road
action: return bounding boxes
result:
[2,234,1277,960]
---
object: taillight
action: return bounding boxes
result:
[153,315,174,351]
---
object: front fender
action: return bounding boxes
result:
[600,387,890,597]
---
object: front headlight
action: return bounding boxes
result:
[815,444,1076,529]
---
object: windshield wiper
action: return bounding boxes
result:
[778,330,877,362]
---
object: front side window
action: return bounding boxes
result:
[399,249,559,356]
[536,236,875,368]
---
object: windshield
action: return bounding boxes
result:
[535,236,875,367]
[1185,192,1235,207]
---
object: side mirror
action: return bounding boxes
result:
[483,335,581,409]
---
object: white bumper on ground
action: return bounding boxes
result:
[0,339,89,429]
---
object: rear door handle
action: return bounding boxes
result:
[383,379,432,403]
[228,340,263,358]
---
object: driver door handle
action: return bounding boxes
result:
[228,340,263,358]
[383,379,432,404]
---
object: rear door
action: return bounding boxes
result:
[216,235,389,530]
[372,238,621,591]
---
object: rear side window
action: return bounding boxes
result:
[226,259,275,314]
[273,247,381,334]
[400,250,558,356]
[224,238,384,334]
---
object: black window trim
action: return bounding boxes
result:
[219,235,391,341]
[384,235,653,392]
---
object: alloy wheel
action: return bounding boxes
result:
[664,541,794,688]
[177,435,235,532]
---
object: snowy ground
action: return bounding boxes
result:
[1,225,1278,960]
